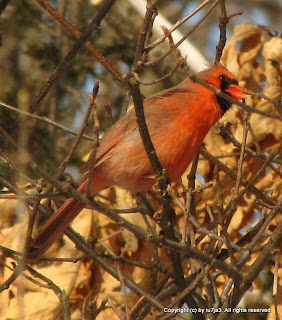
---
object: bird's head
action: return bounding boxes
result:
[198,63,248,113]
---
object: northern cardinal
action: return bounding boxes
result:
[29,63,247,258]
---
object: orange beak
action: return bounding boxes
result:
[225,84,248,100]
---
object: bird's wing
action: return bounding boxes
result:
[85,108,138,170]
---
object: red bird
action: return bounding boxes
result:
[29,63,247,258]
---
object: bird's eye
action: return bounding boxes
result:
[219,74,228,81]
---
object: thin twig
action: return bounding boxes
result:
[214,1,242,62]
[144,0,219,68]
[146,0,217,51]
[30,0,117,112]
[54,84,97,179]
[86,82,100,197]
[0,100,93,141]
[26,266,71,320]
[35,0,124,86]
[225,111,249,227]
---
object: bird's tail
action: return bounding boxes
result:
[28,180,88,259]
